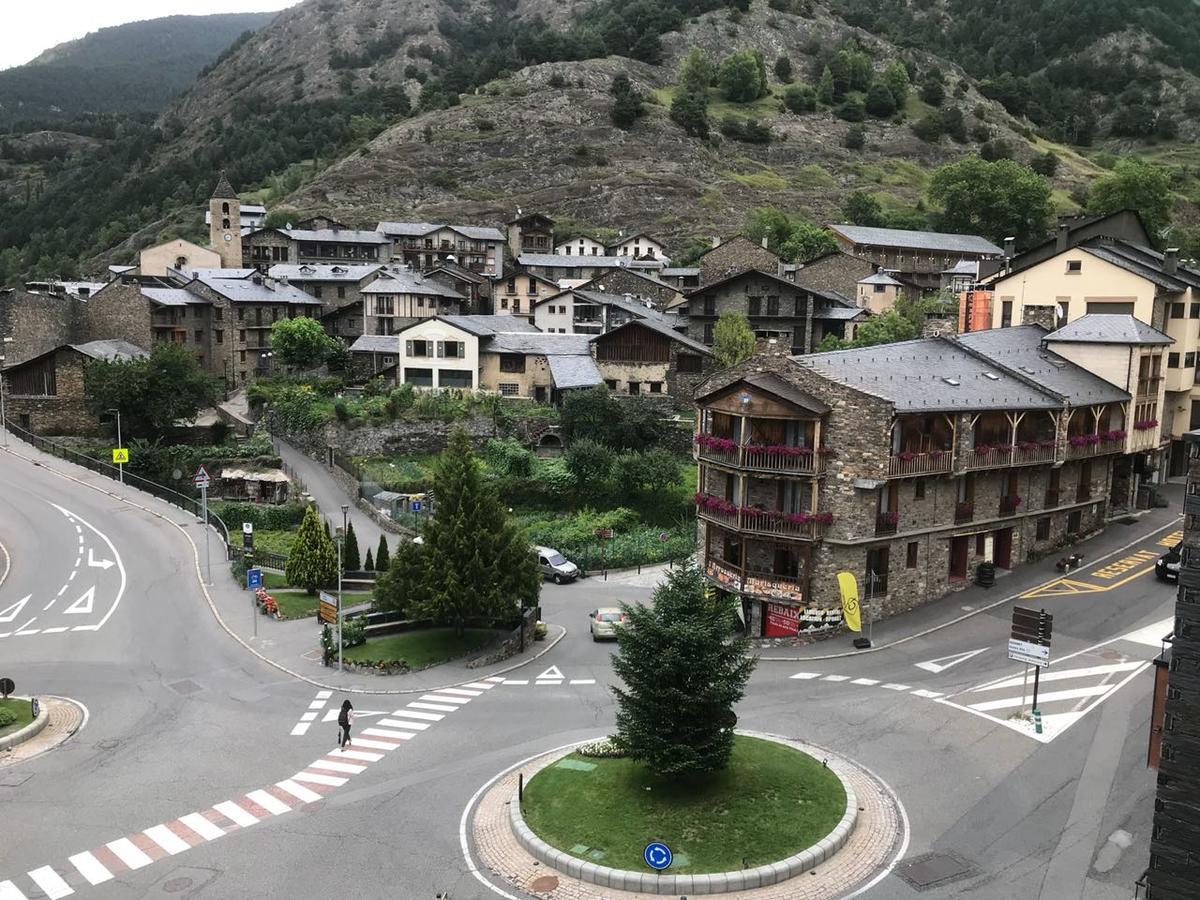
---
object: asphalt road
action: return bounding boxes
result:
[0,440,1175,899]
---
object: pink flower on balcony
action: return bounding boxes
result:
[817,447,837,457]
[897,450,919,461]
[693,492,737,516]
[974,444,992,454]
[1134,418,1159,431]
[994,444,1014,454]
[1005,495,1022,507]
[695,434,738,453]
[1018,441,1041,452]
[1101,429,1127,443]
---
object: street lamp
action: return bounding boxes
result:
[259,350,273,377]
[338,503,349,673]
[108,407,123,487]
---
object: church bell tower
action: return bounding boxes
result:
[209,172,243,269]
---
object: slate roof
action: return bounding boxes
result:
[269,264,383,282]
[431,315,539,337]
[376,221,441,237]
[955,326,1129,405]
[941,259,979,276]
[686,268,806,298]
[795,336,1064,413]
[211,172,236,199]
[812,304,867,321]
[349,335,399,354]
[828,224,1004,256]
[695,372,830,416]
[661,267,700,277]
[1080,239,1200,291]
[592,317,712,355]
[487,332,593,355]
[519,253,628,268]
[177,267,255,281]
[72,340,148,362]
[282,228,391,245]
[859,272,905,286]
[196,275,318,305]
[447,224,505,242]
[572,290,673,324]
[362,272,466,299]
[547,354,603,389]
[1043,314,1174,346]
[142,287,208,307]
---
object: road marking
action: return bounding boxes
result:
[143,824,190,856]
[315,690,332,699]
[419,693,470,705]
[214,801,259,828]
[385,709,443,722]
[0,881,26,900]
[851,678,880,686]
[972,661,1144,692]
[437,687,482,697]
[351,737,403,751]
[246,790,291,816]
[64,586,95,615]
[569,679,597,685]
[333,749,383,762]
[179,813,225,841]
[409,701,459,712]
[0,595,30,623]
[789,672,822,680]
[537,665,564,680]
[1158,530,1183,547]
[86,548,115,570]
[307,700,324,710]
[911,689,943,699]
[362,726,416,740]
[301,712,317,722]
[1021,563,1155,599]
[67,852,112,886]
[106,837,152,870]
[822,675,851,682]
[463,682,496,690]
[1091,550,1159,579]
[320,709,387,723]
[274,781,321,804]
[502,679,528,685]
[293,771,347,787]
[41,627,68,634]
[914,647,988,674]
[1120,616,1175,648]
[379,717,430,731]
[14,620,38,636]
[50,504,126,633]
[309,758,366,774]
[27,867,71,899]
[291,690,332,736]
[882,683,911,691]
[968,684,1116,712]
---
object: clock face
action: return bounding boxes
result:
[224,233,232,242]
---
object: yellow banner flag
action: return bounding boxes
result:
[837,572,862,632]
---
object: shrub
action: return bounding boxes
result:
[210,502,308,532]
[864,81,897,117]
[774,55,793,83]
[719,117,773,143]
[565,439,617,503]
[0,708,17,729]
[484,438,535,478]
[782,84,816,114]
[843,124,866,150]
[835,97,865,122]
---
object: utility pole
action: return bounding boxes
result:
[338,503,348,673]
[109,407,124,489]
[0,335,11,447]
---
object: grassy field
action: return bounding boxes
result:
[0,698,36,738]
[521,736,846,874]
[269,589,371,620]
[342,628,500,668]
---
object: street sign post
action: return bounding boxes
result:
[1007,638,1050,667]
[193,465,212,586]
[111,448,129,464]
[318,591,338,625]
[1009,606,1053,728]
[594,527,613,581]
[242,522,254,551]
[0,677,13,698]
[644,842,673,871]
[246,567,263,590]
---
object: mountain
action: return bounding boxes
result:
[0,12,280,124]
[0,0,1198,283]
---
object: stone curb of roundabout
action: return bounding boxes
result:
[0,696,50,752]
[507,732,858,896]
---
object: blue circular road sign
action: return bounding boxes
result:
[644,841,672,871]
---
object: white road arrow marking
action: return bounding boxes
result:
[87,548,115,570]
[537,665,564,681]
[0,594,31,623]
[915,647,988,674]
[64,586,96,615]
[51,504,125,632]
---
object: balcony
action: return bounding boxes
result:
[695,435,823,476]
[1065,430,1125,460]
[887,450,952,478]
[1130,427,1160,452]
[955,502,975,524]
[703,557,806,603]
[875,512,899,536]
[999,495,1022,517]
[1076,485,1092,503]
[960,442,1057,471]
[695,494,830,540]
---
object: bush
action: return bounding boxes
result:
[782,84,816,114]
[843,124,866,150]
[718,117,773,143]
[211,502,309,532]
[484,438,535,478]
[835,97,865,122]
[980,138,1013,161]
[864,81,897,117]
[565,439,617,503]
[0,708,17,729]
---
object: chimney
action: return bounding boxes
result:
[1165,248,1179,276]
[1056,223,1070,253]
[278,275,288,286]
[1003,236,1016,259]
[252,273,263,285]
[761,236,769,249]
[711,236,720,249]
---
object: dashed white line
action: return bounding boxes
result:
[0,880,26,900]
[851,678,880,686]
[911,689,944,699]
[789,672,822,680]
[437,687,482,697]
[409,701,458,712]
[420,693,470,705]
[315,690,333,699]
[569,679,596,685]
[882,683,911,691]
[822,675,851,682]
[502,679,528,685]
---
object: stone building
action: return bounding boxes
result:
[580,267,684,312]
[139,238,222,278]
[659,267,701,291]
[533,289,680,336]
[827,224,1003,293]
[424,262,491,314]
[375,221,506,276]
[242,220,392,269]
[697,236,782,284]
[361,271,467,336]
[0,288,90,365]
[267,263,386,341]
[794,250,876,300]
[592,318,715,403]
[507,212,555,260]
[1,340,146,435]
[493,271,560,320]
[685,269,817,353]
[209,173,244,269]
[693,325,1157,637]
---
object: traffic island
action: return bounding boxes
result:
[0,696,44,751]
[471,732,906,898]
[0,696,86,764]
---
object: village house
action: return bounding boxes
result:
[979,238,1198,474]
[507,212,555,260]
[554,234,607,257]
[516,252,661,286]
[423,261,492,314]
[827,224,1003,293]
[659,267,702,291]
[361,270,468,336]
[375,221,506,276]
[607,232,668,261]
[1,340,147,435]
[532,288,679,336]
[856,271,908,314]
[267,263,386,341]
[697,236,783,285]
[242,219,393,270]
[591,318,716,402]
[980,209,1151,280]
[685,269,819,353]
[492,271,560,320]
[138,238,222,278]
[794,250,877,300]
[692,323,1165,637]
[581,267,684,312]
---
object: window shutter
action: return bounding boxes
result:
[436,341,444,358]
[405,340,413,356]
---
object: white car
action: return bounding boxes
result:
[589,607,626,641]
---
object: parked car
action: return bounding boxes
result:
[589,607,627,641]
[1156,542,1181,583]
[536,546,578,584]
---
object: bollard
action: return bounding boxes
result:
[1033,708,1043,735]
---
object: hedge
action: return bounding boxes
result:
[210,501,309,531]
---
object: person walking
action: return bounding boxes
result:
[337,699,354,750]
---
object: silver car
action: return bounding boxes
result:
[589,607,626,641]
[536,546,578,584]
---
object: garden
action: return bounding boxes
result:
[0,698,35,738]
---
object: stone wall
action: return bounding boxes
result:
[586,268,682,311]
[86,281,155,350]
[3,350,104,435]
[1021,305,1057,330]
[687,272,813,352]
[0,290,90,363]
[794,252,876,299]
[698,236,781,284]
[465,607,539,668]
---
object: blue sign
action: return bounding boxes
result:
[246,567,263,590]
[411,500,422,512]
[644,842,672,871]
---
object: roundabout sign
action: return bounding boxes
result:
[644,841,672,871]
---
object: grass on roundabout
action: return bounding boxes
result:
[0,698,36,738]
[520,735,846,874]
[342,627,500,668]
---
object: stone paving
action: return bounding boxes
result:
[471,736,904,899]
[0,698,85,767]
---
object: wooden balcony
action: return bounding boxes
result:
[999,496,1021,517]
[694,437,822,476]
[703,557,806,602]
[696,497,828,540]
[1130,428,1159,452]
[887,451,952,478]
[960,443,1057,471]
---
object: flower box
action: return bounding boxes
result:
[695,434,738,453]
[1134,419,1159,431]
[1100,429,1127,443]
[693,492,737,516]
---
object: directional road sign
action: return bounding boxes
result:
[644,842,672,871]
[1007,638,1050,668]
[246,567,263,590]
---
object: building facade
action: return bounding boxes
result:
[828,224,1003,293]
[361,272,467,336]
[243,223,392,269]
[686,269,816,353]
[592,319,715,403]
[376,221,505,276]
[697,236,782,285]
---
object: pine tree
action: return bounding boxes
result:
[409,429,540,635]
[285,507,339,596]
[343,520,361,572]
[816,65,835,106]
[611,561,756,777]
[364,547,374,571]
[324,518,332,539]
[375,535,391,572]
[375,539,429,618]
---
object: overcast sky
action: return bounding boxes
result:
[0,1,300,70]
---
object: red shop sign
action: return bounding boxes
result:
[763,602,799,637]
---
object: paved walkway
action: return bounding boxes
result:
[0,698,85,768]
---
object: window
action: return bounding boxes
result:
[237,308,244,321]
[677,353,702,374]
[976,533,986,555]
[239,350,246,363]
[527,278,538,295]
[238,329,246,342]
[313,286,323,300]
[906,542,918,569]
[438,340,464,359]
[874,283,886,293]
[374,296,395,316]
[628,381,641,395]
[1171,303,1186,319]
[404,367,433,387]
[703,297,715,316]
[1066,260,1082,273]
[865,546,889,595]
[914,479,925,500]
[1036,517,1051,540]
[438,369,473,389]
[382,355,395,366]
[500,298,509,310]
[407,340,430,357]
[417,297,425,309]
[748,296,762,317]
[1187,352,1196,369]
[499,354,526,373]
[649,382,662,393]
[1001,300,1013,328]
[767,296,779,316]
[338,286,346,300]
[604,379,618,390]
[1169,352,1181,368]
[216,330,224,344]
[1067,510,1082,535]
[703,324,714,344]
[499,383,519,397]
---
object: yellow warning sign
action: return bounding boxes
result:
[111,448,129,464]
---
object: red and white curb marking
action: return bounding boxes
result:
[0,681,499,898]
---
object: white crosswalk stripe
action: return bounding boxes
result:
[968,684,1115,712]
[179,813,226,840]
[0,881,25,900]
[214,801,259,828]
[144,824,190,855]
[106,838,152,870]
[27,867,72,899]
[68,852,112,886]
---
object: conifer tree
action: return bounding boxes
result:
[375,535,391,572]
[364,547,374,571]
[285,507,338,596]
[611,561,756,777]
[342,520,361,572]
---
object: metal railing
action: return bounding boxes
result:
[3,421,233,555]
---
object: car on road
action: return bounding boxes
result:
[536,546,578,584]
[1156,542,1182,583]
[589,607,627,641]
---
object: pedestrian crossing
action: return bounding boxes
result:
[0,680,500,899]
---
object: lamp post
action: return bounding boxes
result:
[0,335,12,447]
[338,503,348,673]
[108,407,123,488]
[259,350,273,377]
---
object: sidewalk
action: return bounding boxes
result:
[757,487,1183,662]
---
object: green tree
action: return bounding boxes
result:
[782,83,816,113]
[285,507,338,596]
[270,316,334,369]
[565,438,616,503]
[616,448,680,500]
[364,547,374,571]
[717,49,768,102]
[843,191,885,227]
[773,54,793,83]
[1030,150,1059,177]
[883,60,910,108]
[375,534,391,572]
[84,342,219,440]
[928,155,1052,247]
[342,520,361,572]
[780,221,838,263]
[920,74,945,106]
[1088,159,1173,239]
[846,309,918,347]
[843,123,866,150]
[830,45,871,97]
[670,90,709,137]
[678,47,714,94]
[744,205,795,250]
[864,80,897,117]
[261,208,300,229]
[610,74,645,129]
[712,312,756,367]
[611,561,756,777]
[373,539,427,617]
[835,97,865,122]
[406,430,540,634]
[816,65,835,105]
